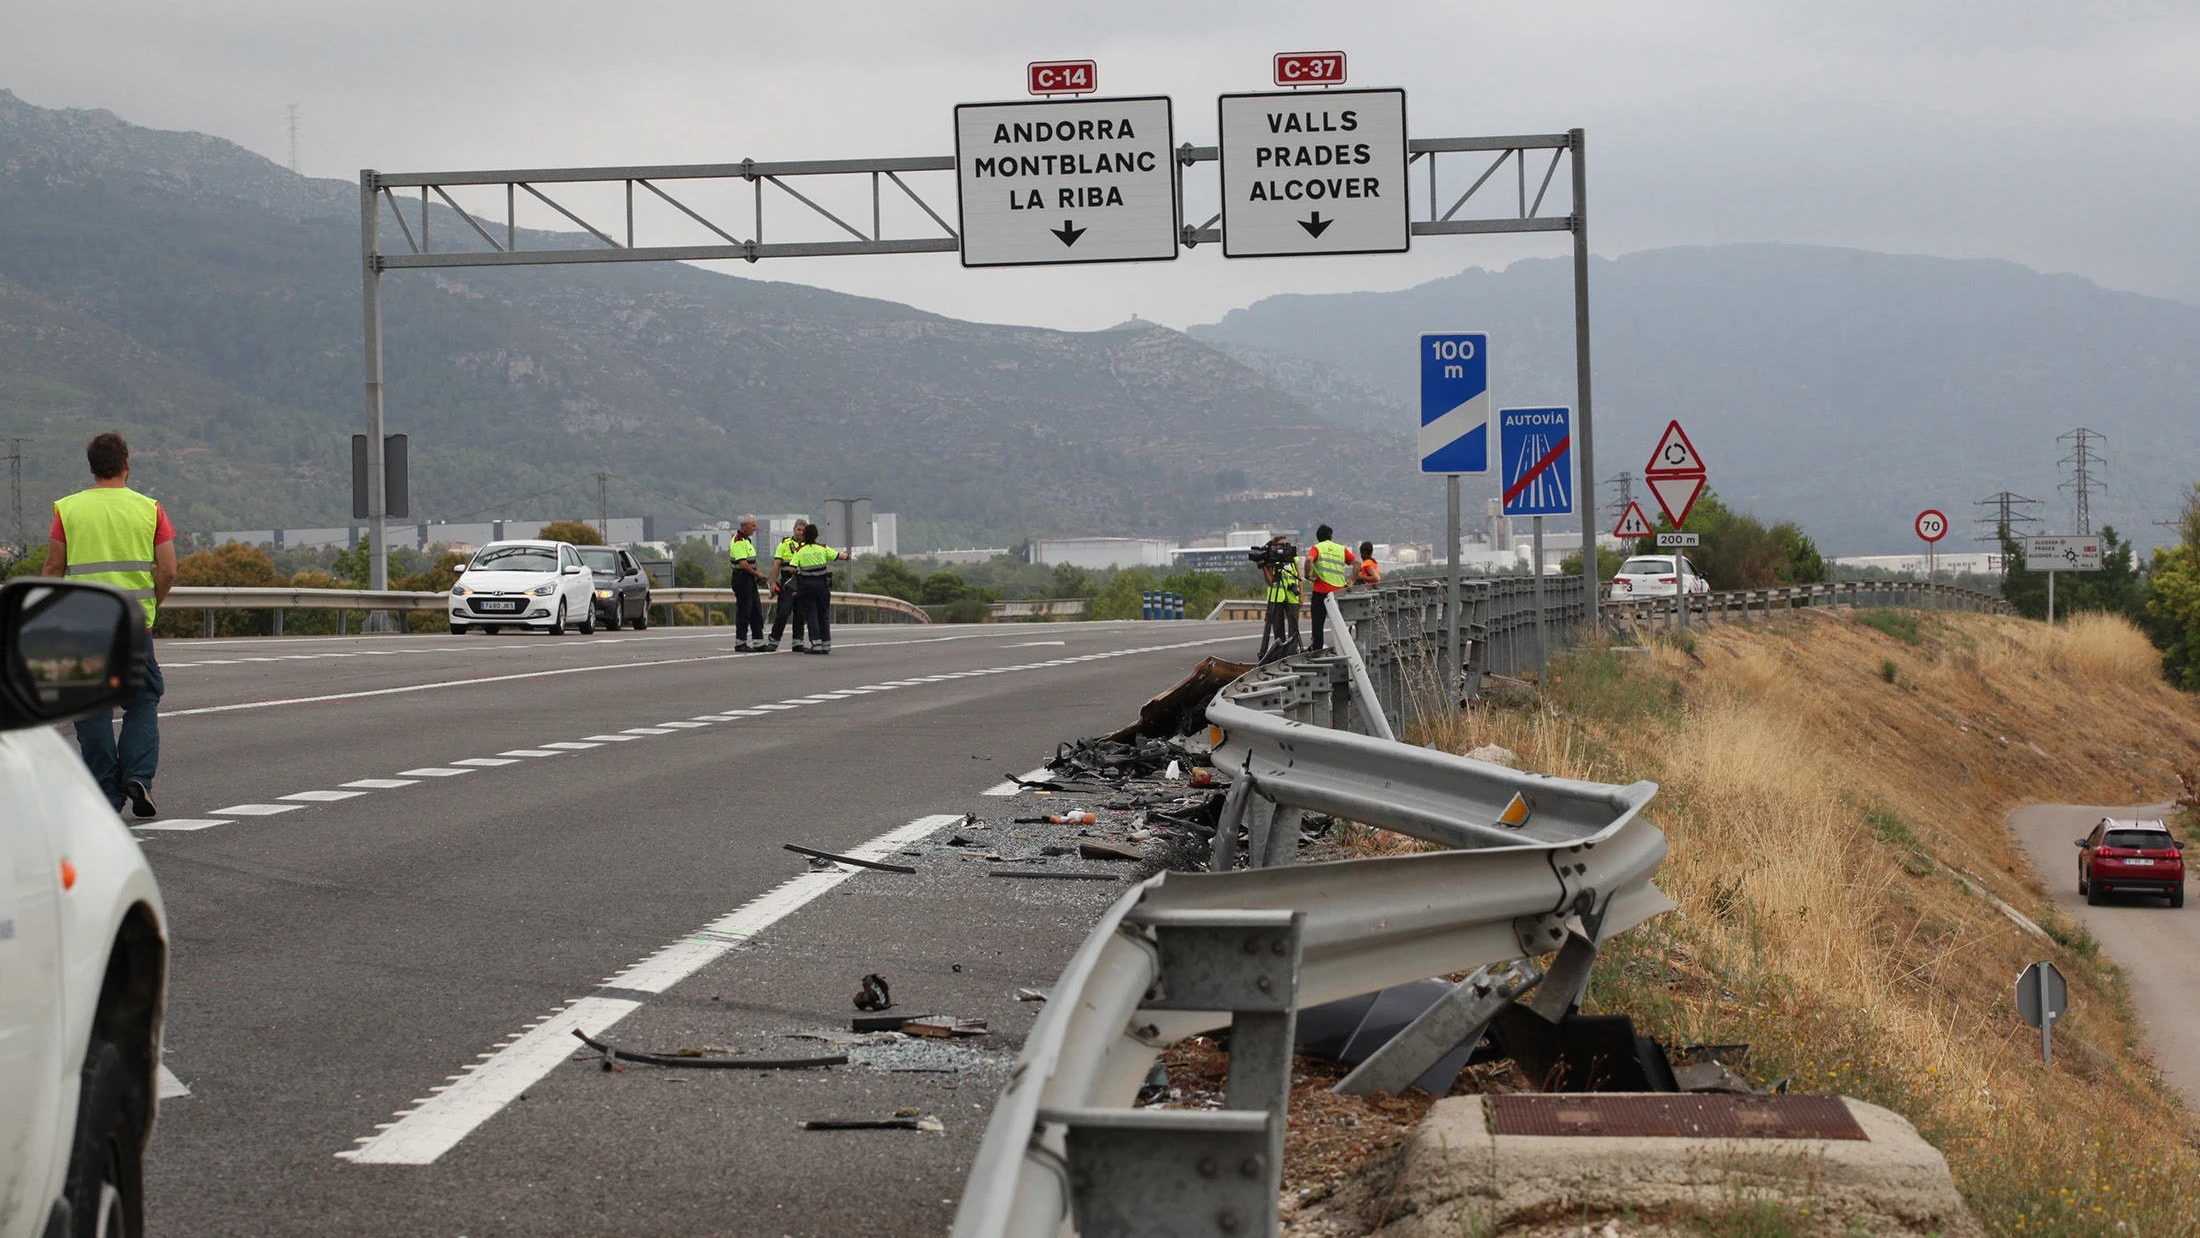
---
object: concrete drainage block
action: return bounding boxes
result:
[1372,1093,1982,1237]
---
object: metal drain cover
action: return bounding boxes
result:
[1489,1094,1868,1141]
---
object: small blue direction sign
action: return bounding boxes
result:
[1419,332,1489,474]
[1499,406,1574,517]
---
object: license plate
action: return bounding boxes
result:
[480,600,519,612]
[2126,858,2155,866]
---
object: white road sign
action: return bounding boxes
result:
[1656,532,1699,547]
[954,96,1178,267]
[1217,88,1408,258]
[2025,535,2103,572]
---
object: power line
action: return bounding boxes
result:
[285,104,300,174]
[3,437,22,557]
[1973,491,2041,544]
[594,471,610,539]
[1601,471,1635,523]
[2057,427,2106,534]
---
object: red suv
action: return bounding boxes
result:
[2076,818,2186,908]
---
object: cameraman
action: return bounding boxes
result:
[1255,534,1301,662]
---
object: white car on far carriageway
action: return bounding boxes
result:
[1608,554,1711,600]
[448,540,598,635]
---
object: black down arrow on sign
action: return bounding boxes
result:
[1051,220,1086,247]
[1298,212,1334,238]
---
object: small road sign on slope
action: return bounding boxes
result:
[1499,406,1574,517]
[1642,419,1707,527]
[955,96,1178,267]
[1418,332,1488,474]
[1218,88,1409,257]
[1613,501,1653,539]
[2024,536,2102,571]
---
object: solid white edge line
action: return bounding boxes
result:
[133,819,231,832]
[338,812,964,1165]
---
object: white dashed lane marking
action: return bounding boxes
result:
[148,633,1250,836]
[338,812,965,1165]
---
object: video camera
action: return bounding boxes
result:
[1246,541,1297,571]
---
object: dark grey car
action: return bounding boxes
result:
[576,546,651,631]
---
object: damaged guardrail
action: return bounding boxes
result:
[949,609,1670,1238]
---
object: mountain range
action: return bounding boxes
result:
[4,87,2196,557]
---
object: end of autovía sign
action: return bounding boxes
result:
[1217,88,1408,258]
[954,96,1178,267]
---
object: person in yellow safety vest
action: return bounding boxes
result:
[1303,524,1357,652]
[727,515,768,652]
[1257,535,1301,663]
[766,524,806,651]
[1355,541,1382,587]
[43,431,177,818]
[789,523,850,654]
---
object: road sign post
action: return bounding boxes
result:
[1500,406,1574,664]
[1217,89,1409,257]
[1422,334,1490,696]
[954,97,1178,266]
[1915,509,1948,607]
[2024,535,2102,624]
[1643,420,1707,630]
[2016,960,2067,1065]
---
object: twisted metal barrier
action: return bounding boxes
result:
[949,591,1671,1237]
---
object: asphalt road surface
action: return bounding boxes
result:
[2007,803,2200,1105]
[136,619,1259,1236]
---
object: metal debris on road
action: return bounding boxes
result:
[900,1015,988,1038]
[1077,840,1143,861]
[571,1029,846,1072]
[783,842,918,874]
[800,1110,945,1133]
[854,973,893,1011]
[987,870,1120,882]
[1013,812,1096,825]
[1014,988,1049,1003]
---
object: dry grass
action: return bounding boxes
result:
[1384,609,2200,1236]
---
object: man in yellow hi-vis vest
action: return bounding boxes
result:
[43,431,177,818]
[1303,524,1357,652]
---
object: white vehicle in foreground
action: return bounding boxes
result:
[1,579,167,1238]
[448,540,597,636]
[1608,554,1711,600]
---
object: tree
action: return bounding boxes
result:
[2147,486,2200,690]
[1559,545,1628,582]
[155,542,286,637]
[2002,525,2146,623]
[855,556,926,602]
[537,520,605,546]
[1649,491,1826,589]
[4,546,49,579]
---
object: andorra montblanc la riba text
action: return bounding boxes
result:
[969,116,1157,211]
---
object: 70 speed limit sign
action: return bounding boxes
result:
[1915,509,1949,543]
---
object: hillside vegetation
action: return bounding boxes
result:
[1395,610,2200,1234]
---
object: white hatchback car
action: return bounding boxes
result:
[1608,554,1711,600]
[448,540,597,635]
[1,578,167,1238]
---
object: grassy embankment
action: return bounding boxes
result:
[1383,609,2200,1235]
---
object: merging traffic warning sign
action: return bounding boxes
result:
[1641,418,1708,527]
[1499,406,1574,517]
[1217,88,1409,257]
[954,96,1178,267]
[1613,501,1654,539]
[1418,332,1488,474]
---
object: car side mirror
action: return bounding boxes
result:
[2074,839,2089,848]
[563,565,582,575]
[0,579,146,730]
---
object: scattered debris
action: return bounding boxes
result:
[1015,988,1049,1003]
[1464,744,1518,766]
[989,870,1120,882]
[1136,1059,1171,1106]
[1048,736,1192,782]
[1077,840,1144,861]
[1100,655,1251,741]
[801,1109,945,1133]
[851,1015,907,1033]
[901,1015,988,1039]
[1014,812,1096,825]
[783,842,917,874]
[571,1029,846,1071]
[854,973,893,1012]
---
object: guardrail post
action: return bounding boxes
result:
[1209,774,1253,872]
[1334,959,1542,1096]
[202,610,215,639]
[271,608,284,637]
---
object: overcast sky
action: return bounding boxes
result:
[6,0,2198,331]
